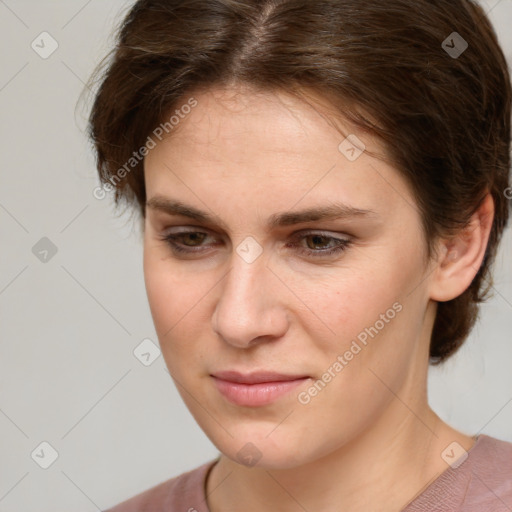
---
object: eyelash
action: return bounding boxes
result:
[159,230,352,258]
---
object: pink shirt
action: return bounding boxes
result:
[104,434,512,511]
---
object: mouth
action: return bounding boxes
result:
[210,371,310,407]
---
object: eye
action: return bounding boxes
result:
[159,229,352,259]
[159,229,217,254]
[288,231,352,258]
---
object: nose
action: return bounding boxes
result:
[211,247,288,349]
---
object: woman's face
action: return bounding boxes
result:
[143,84,437,469]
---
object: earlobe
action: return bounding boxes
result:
[429,193,494,302]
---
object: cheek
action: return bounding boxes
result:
[298,248,423,376]
[281,261,399,346]
[143,246,215,368]
[143,249,173,332]
[316,270,426,409]
[143,248,188,339]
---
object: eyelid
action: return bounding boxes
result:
[159,226,353,259]
[290,228,351,239]
[159,226,351,241]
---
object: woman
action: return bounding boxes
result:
[89,0,512,510]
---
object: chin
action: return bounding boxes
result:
[205,423,322,470]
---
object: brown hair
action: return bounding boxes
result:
[88,0,511,363]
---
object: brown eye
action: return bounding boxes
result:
[178,232,208,246]
[289,232,352,258]
[160,230,216,254]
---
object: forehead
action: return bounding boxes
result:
[143,85,417,227]
[158,84,373,160]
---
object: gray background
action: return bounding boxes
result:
[0,1,511,510]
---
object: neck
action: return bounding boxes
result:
[206,400,474,512]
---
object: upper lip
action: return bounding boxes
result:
[211,371,309,384]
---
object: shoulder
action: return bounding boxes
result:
[473,434,512,468]
[404,434,512,511]
[103,458,218,512]
[457,434,512,511]
[467,434,512,503]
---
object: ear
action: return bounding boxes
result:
[429,192,494,302]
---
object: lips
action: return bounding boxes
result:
[211,370,310,407]
[212,370,309,384]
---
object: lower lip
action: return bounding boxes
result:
[212,377,309,407]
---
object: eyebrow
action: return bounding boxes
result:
[146,196,378,229]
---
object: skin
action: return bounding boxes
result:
[142,83,494,511]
